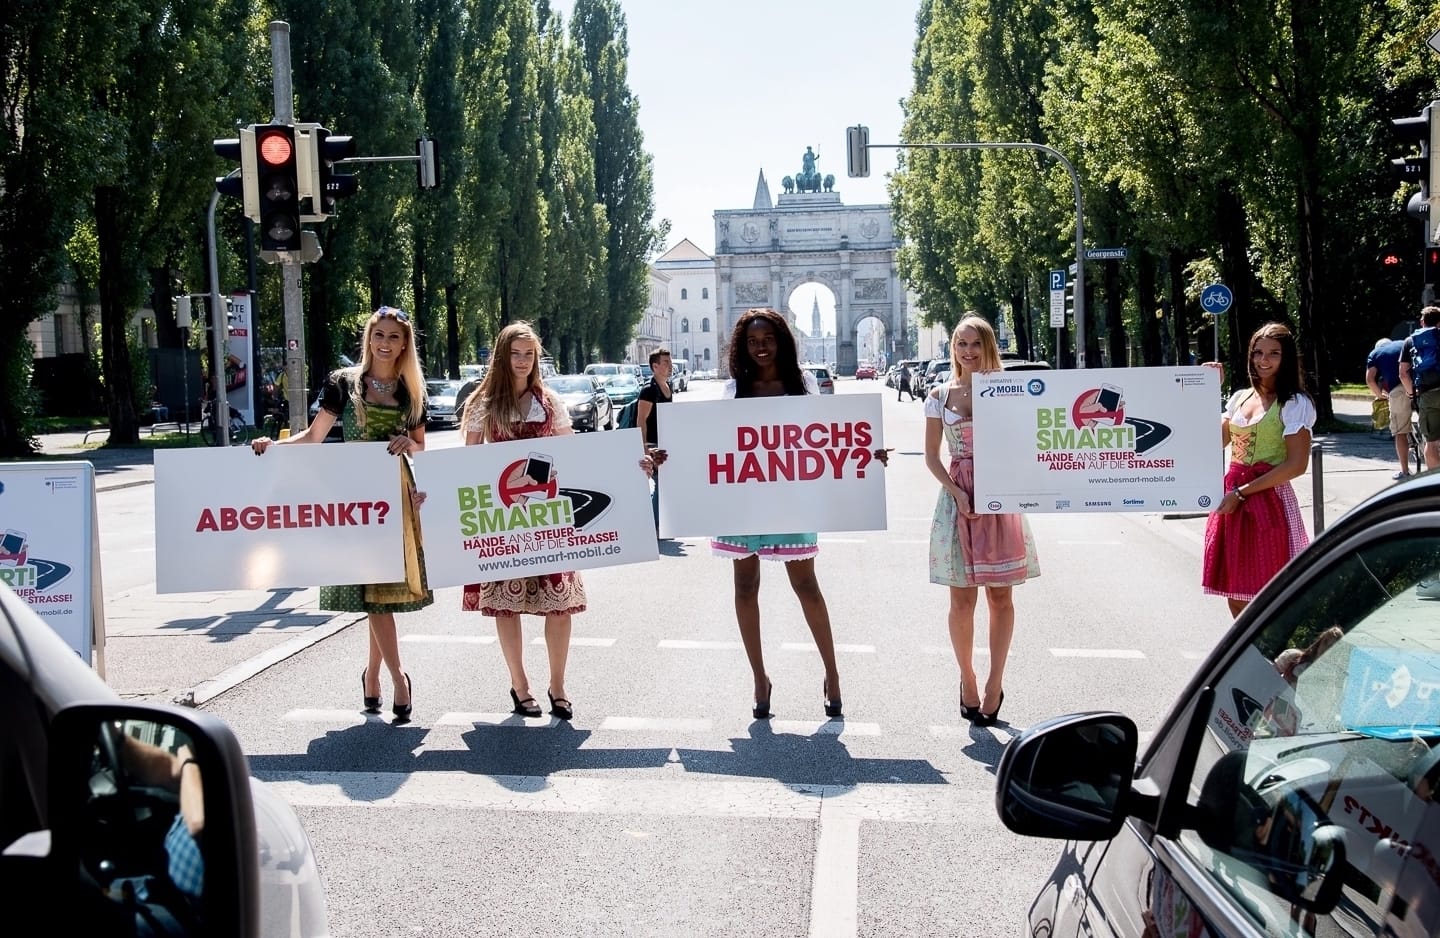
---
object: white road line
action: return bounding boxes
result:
[599,716,713,733]
[1049,648,1147,659]
[780,642,876,654]
[657,639,743,650]
[435,712,559,727]
[809,811,860,938]
[888,539,930,545]
[282,709,371,724]
[920,645,988,656]
[402,634,496,645]
[530,636,616,647]
[768,720,881,736]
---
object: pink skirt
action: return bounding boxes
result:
[929,455,1037,587]
[1201,462,1307,601]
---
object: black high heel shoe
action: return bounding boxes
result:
[976,690,1004,727]
[823,679,843,719]
[960,685,982,723]
[548,690,573,721]
[510,688,543,717]
[361,669,381,714]
[752,680,773,720]
[391,673,413,722]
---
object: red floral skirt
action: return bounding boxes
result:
[462,572,586,617]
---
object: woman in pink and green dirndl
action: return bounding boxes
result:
[925,316,1039,728]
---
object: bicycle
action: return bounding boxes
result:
[1408,391,1424,475]
[199,399,250,447]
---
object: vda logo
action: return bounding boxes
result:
[1160,499,1178,507]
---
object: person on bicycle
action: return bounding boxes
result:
[1400,306,1440,473]
[1366,332,1413,479]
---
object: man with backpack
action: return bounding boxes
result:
[1367,334,1412,479]
[1400,305,1440,471]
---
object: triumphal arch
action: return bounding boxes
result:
[713,146,904,376]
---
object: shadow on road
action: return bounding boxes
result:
[679,719,947,786]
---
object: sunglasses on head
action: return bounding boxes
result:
[376,306,410,324]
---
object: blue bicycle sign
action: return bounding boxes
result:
[1200,283,1233,316]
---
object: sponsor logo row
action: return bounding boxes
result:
[982,496,1210,511]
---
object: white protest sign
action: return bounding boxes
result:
[413,428,658,587]
[154,443,406,592]
[971,366,1222,513]
[657,394,887,537]
[0,462,97,659]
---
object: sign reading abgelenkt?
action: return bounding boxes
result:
[971,366,1223,513]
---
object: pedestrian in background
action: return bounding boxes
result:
[251,306,430,721]
[1365,331,1412,479]
[897,364,914,402]
[459,322,587,721]
[924,315,1039,727]
[1202,321,1316,619]
[636,347,673,534]
[1400,306,1440,472]
[712,308,888,720]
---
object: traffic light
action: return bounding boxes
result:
[1391,105,1440,241]
[254,124,301,251]
[213,127,259,222]
[316,128,358,219]
[1378,244,1409,272]
[417,137,439,190]
[1427,245,1440,289]
[846,125,870,178]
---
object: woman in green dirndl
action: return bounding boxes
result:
[251,306,432,721]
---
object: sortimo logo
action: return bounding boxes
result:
[1026,378,1045,395]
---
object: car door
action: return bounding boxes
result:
[1066,507,1440,938]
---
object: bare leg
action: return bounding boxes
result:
[1426,438,1440,472]
[367,611,408,707]
[732,556,768,700]
[494,614,532,700]
[1227,598,1248,619]
[544,613,573,703]
[948,586,980,708]
[982,586,1015,713]
[1395,432,1411,474]
[785,558,840,700]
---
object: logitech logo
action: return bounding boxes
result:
[1018,501,1039,509]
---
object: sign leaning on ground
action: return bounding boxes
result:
[0,462,101,664]
[971,366,1223,513]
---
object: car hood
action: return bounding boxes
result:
[553,390,594,404]
[251,779,331,937]
[429,394,457,407]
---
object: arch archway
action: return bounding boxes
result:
[786,282,838,367]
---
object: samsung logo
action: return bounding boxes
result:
[1122,498,1144,506]
[1084,500,1111,507]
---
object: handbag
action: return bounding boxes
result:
[1371,396,1390,432]
[365,459,427,604]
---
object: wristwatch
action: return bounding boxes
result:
[1231,487,1247,503]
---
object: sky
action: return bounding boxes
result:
[551,0,924,338]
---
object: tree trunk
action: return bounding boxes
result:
[446,282,460,377]
[151,266,182,349]
[96,187,139,444]
[1168,250,1190,366]
[1217,180,1255,380]
[1137,251,1160,366]
[1104,259,1126,367]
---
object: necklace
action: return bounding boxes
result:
[369,376,398,394]
[955,383,972,396]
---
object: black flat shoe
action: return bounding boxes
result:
[976,690,1005,727]
[752,680,773,720]
[392,673,413,722]
[510,688,543,717]
[361,669,381,714]
[823,679,843,719]
[548,690,573,721]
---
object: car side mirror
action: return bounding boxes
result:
[45,703,261,937]
[996,712,1139,841]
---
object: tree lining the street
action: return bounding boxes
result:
[893,0,1439,418]
[0,0,659,454]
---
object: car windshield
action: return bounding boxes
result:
[547,376,594,393]
[608,375,639,390]
[805,367,830,380]
[426,380,461,396]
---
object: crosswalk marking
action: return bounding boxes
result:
[282,709,372,724]
[920,645,988,656]
[401,634,496,645]
[657,639,743,650]
[780,642,875,654]
[435,711,560,727]
[769,719,880,736]
[1049,648,1146,659]
[809,812,859,938]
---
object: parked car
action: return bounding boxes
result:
[546,374,613,432]
[802,364,836,394]
[599,373,642,411]
[855,363,877,380]
[0,581,329,936]
[926,366,951,391]
[1001,358,1052,371]
[671,359,690,392]
[997,474,1440,938]
[424,378,464,427]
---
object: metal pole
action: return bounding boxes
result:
[1311,442,1325,535]
[270,20,307,434]
[886,142,1086,367]
[1213,315,1220,365]
[206,190,229,445]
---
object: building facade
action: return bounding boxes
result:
[628,268,672,366]
[653,238,718,373]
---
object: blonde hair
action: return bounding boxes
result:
[461,322,548,435]
[950,315,1002,375]
[346,306,426,430]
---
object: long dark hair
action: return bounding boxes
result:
[1247,322,1308,405]
[727,308,806,397]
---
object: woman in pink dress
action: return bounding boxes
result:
[924,316,1039,726]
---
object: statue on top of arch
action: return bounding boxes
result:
[791,146,829,194]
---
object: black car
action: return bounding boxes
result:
[546,374,613,432]
[998,474,1440,938]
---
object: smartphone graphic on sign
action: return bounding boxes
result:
[1096,384,1123,414]
[524,453,553,484]
[0,529,27,565]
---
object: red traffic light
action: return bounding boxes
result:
[257,130,294,166]
[1381,252,1403,266]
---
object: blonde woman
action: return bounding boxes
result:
[924,316,1039,727]
[252,306,431,721]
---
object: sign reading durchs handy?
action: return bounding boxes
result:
[154,443,406,592]
[413,428,657,587]
[971,366,1223,513]
[656,394,887,537]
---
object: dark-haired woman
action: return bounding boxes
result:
[1202,322,1316,618]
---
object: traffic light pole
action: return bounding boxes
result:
[270,21,307,434]
[206,186,231,445]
